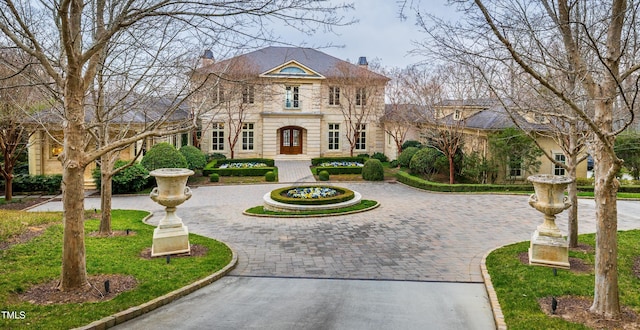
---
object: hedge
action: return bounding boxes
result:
[269,186,355,205]
[202,158,275,176]
[0,174,62,194]
[210,167,276,176]
[311,157,365,166]
[314,166,363,175]
[395,171,533,193]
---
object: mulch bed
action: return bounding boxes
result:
[539,296,640,329]
[0,197,53,210]
[19,274,137,305]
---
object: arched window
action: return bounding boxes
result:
[279,66,306,74]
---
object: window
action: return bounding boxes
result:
[280,66,306,74]
[242,85,254,104]
[211,122,224,151]
[285,86,300,108]
[328,124,340,150]
[49,133,63,158]
[554,153,566,176]
[181,133,189,147]
[355,124,366,150]
[329,86,340,105]
[242,123,254,150]
[453,109,462,121]
[356,87,366,106]
[213,85,225,103]
[508,156,523,178]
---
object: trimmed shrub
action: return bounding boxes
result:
[5,174,62,193]
[265,171,276,182]
[92,160,150,194]
[410,147,447,176]
[396,171,533,193]
[141,143,188,171]
[402,140,422,150]
[318,170,330,181]
[357,153,370,158]
[216,158,275,167]
[398,147,419,168]
[207,152,226,162]
[371,152,389,163]
[270,186,355,205]
[212,167,276,176]
[389,160,399,168]
[209,173,220,182]
[180,145,207,170]
[314,166,363,175]
[362,159,384,181]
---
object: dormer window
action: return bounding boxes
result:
[453,109,462,120]
[279,66,306,74]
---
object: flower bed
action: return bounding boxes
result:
[219,162,268,169]
[318,161,364,167]
[285,187,339,199]
[270,186,355,205]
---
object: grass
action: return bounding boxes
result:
[245,199,378,216]
[486,230,640,329]
[0,210,233,329]
[576,191,640,199]
[0,210,61,241]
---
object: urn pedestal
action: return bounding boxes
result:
[527,174,572,269]
[149,168,194,257]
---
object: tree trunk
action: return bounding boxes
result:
[59,64,89,291]
[448,153,455,184]
[99,154,114,235]
[566,155,578,248]
[589,141,621,318]
[3,173,13,202]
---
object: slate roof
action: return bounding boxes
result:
[390,99,548,131]
[197,46,389,81]
[31,95,190,125]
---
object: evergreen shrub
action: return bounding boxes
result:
[180,145,206,170]
[398,147,419,168]
[92,160,150,194]
[265,171,276,182]
[362,159,384,181]
[318,170,330,181]
[141,143,188,171]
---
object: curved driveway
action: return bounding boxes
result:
[30,182,640,329]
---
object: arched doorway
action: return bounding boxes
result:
[280,126,303,154]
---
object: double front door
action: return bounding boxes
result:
[280,127,302,154]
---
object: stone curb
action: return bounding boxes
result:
[481,247,508,330]
[73,213,238,330]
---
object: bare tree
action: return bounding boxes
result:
[329,61,388,156]
[0,0,353,291]
[0,49,45,201]
[414,0,638,318]
[382,67,424,159]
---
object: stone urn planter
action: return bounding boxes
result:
[527,174,572,269]
[149,168,194,257]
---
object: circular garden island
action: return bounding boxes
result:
[244,185,379,217]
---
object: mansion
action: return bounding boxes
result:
[25,47,588,187]
[191,47,390,160]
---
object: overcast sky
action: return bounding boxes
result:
[274,0,460,69]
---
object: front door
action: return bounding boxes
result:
[280,127,303,154]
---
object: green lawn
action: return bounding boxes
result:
[486,230,640,329]
[0,210,233,329]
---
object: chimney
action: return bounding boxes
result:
[200,49,215,67]
[358,56,368,69]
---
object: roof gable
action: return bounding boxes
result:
[197,46,389,81]
[260,60,324,79]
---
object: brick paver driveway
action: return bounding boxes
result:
[141,182,637,283]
